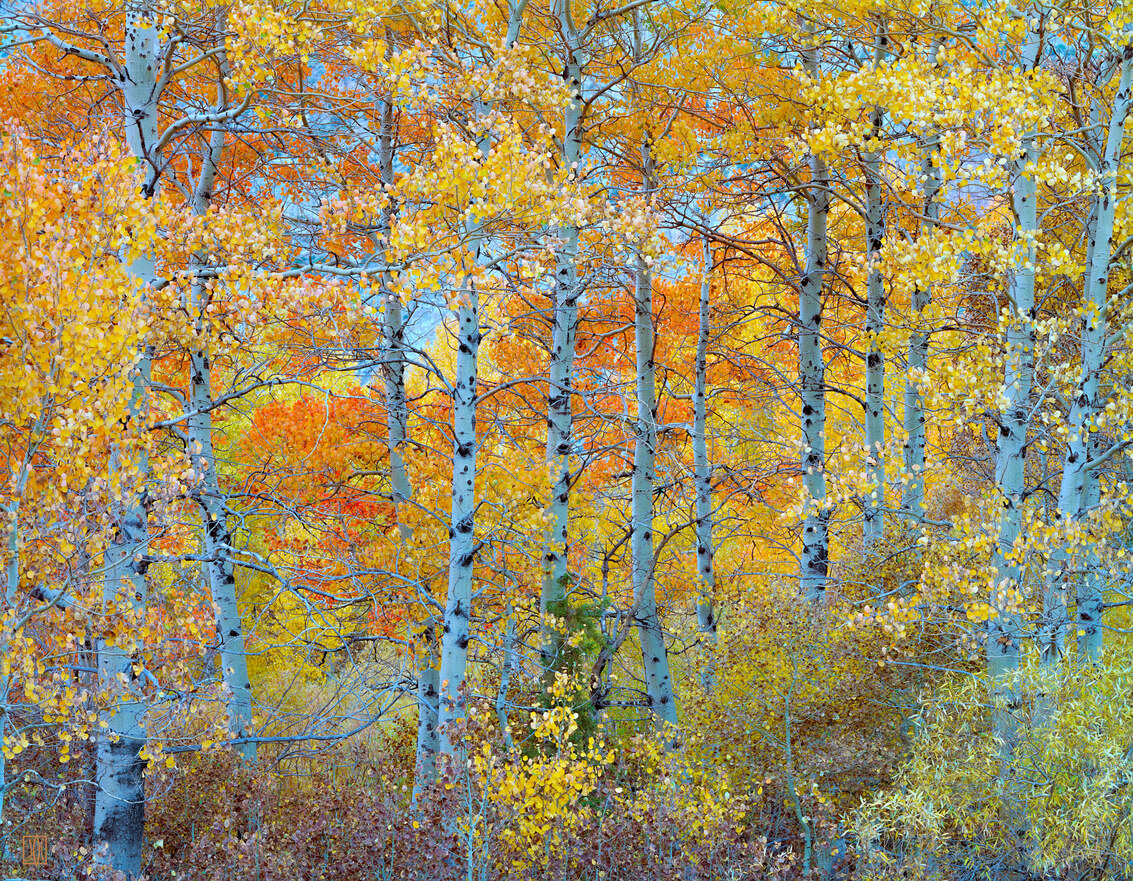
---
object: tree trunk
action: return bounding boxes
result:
[862,23,888,550]
[986,14,1043,745]
[1056,52,1133,663]
[435,288,481,756]
[186,66,256,761]
[799,142,831,600]
[631,142,679,736]
[93,14,162,877]
[435,0,527,760]
[694,236,717,693]
[901,106,942,522]
[540,27,583,681]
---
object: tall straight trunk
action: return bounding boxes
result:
[540,23,584,680]
[414,623,440,784]
[435,284,481,756]
[901,106,942,521]
[186,68,256,761]
[94,349,152,881]
[93,14,162,877]
[633,250,679,734]
[986,16,1043,739]
[1055,51,1133,663]
[799,171,831,599]
[694,236,717,693]
[364,59,439,788]
[631,139,679,736]
[434,4,526,757]
[798,19,830,602]
[1077,444,1104,658]
[862,23,888,549]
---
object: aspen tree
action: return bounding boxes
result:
[862,20,888,550]
[435,2,531,758]
[799,16,831,604]
[183,42,257,762]
[540,0,585,680]
[901,39,943,523]
[631,131,680,736]
[694,235,718,692]
[986,7,1045,746]
[91,15,163,874]
[17,7,259,872]
[1054,46,1133,662]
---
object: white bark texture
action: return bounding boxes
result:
[799,20,830,603]
[435,289,480,756]
[1056,51,1133,662]
[862,25,888,549]
[901,113,941,521]
[187,62,256,761]
[986,17,1043,740]
[799,165,831,599]
[435,2,526,757]
[694,237,717,693]
[631,141,679,735]
[93,15,162,877]
[540,16,584,678]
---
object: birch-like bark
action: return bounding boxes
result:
[799,25,831,602]
[365,57,439,788]
[93,14,162,877]
[540,14,584,679]
[414,622,440,785]
[435,3,527,759]
[986,17,1043,742]
[1077,445,1104,658]
[435,89,496,756]
[862,24,888,549]
[435,286,481,756]
[694,236,717,693]
[631,139,679,736]
[1055,50,1133,663]
[901,87,942,521]
[186,64,256,761]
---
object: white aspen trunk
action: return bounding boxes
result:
[694,236,717,693]
[986,17,1043,741]
[798,19,830,603]
[93,14,162,877]
[632,139,679,736]
[1056,52,1133,663]
[1077,443,1104,658]
[414,622,440,785]
[435,285,481,756]
[799,163,831,601]
[94,349,152,881]
[435,2,526,758]
[862,24,888,550]
[540,23,583,680]
[901,109,942,521]
[366,64,439,789]
[434,104,492,751]
[495,606,516,750]
[186,65,256,761]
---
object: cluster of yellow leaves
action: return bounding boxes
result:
[856,644,1133,878]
